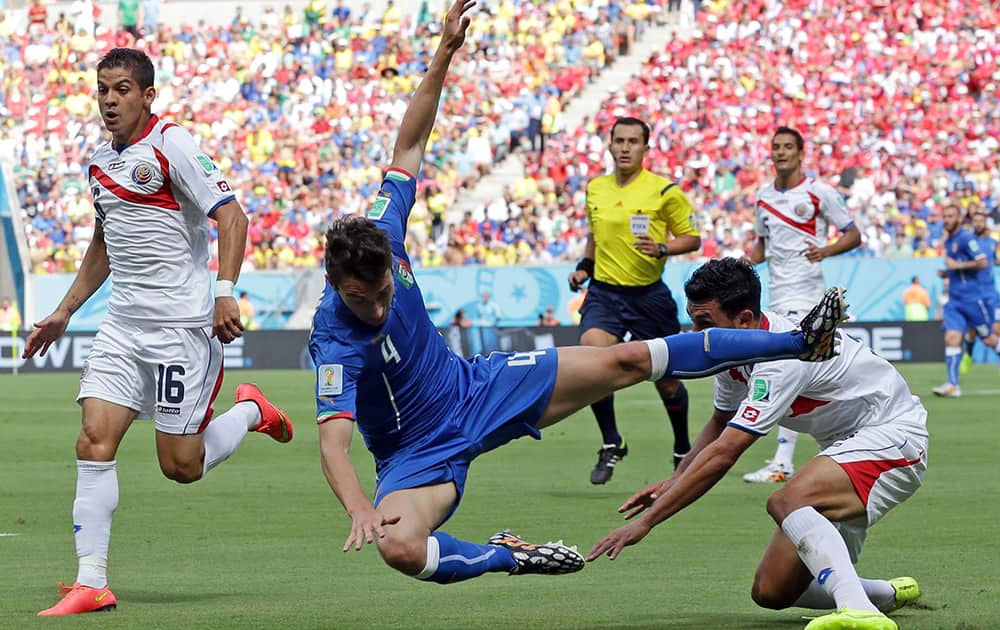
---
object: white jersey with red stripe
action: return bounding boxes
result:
[755,178,854,311]
[715,311,927,449]
[88,115,236,327]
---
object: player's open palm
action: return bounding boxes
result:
[344,507,401,552]
[441,0,476,53]
[587,520,651,562]
[213,296,244,344]
[22,310,70,359]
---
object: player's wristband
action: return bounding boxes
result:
[215,280,235,299]
[575,258,595,277]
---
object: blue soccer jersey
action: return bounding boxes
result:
[308,168,557,497]
[945,228,986,302]
[974,233,999,302]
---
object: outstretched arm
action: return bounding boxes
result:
[22,222,110,358]
[319,418,400,552]
[389,0,475,176]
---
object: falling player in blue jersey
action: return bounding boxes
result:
[958,209,1000,374]
[309,0,849,584]
[933,203,1000,398]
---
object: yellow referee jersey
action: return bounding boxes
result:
[586,169,699,286]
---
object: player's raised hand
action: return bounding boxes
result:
[618,478,672,520]
[586,520,651,562]
[22,310,70,359]
[344,507,402,552]
[440,0,476,53]
[212,296,244,344]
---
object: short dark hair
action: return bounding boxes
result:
[610,117,650,146]
[324,216,393,287]
[97,48,155,90]
[772,126,804,151]
[684,258,762,319]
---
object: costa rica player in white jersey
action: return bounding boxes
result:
[24,48,294,616]
[589,259,925,630]
[743,126,861,483]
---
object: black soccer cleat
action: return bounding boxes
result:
[797,286,849,362]
[487,530,585,575]
[590,440,628,484]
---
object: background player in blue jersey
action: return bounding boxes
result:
[960,209,1000,372]
[309,0,848,585]
[933,203,1000,398]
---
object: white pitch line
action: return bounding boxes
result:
[0,533,19,537]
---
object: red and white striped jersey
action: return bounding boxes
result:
[715,312,927,448]
[88,115,236,327]
[755,178,854,312]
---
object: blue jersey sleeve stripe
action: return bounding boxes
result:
[207,195,237,217]
[839,220,855,231]
[726,421,768,436]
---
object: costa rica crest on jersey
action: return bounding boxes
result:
[131,162,154,185]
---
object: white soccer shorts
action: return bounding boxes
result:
[820,418,928,562]
[78,317,224,434]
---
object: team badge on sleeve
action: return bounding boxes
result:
[368,192,391,220]
[195,154,217,174]
[741,406,760,422]
[318,364,344,396]
[751,378,771,403]
[217,181,232,193]
[395,259,414,288]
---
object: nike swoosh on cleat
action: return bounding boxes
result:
[95,591,109,603]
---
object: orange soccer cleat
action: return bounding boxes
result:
[38,581,117,616]
[235,383,294,443]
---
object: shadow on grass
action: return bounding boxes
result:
[119,590,241,604]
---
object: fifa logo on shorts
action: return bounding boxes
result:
[131,163,154,185]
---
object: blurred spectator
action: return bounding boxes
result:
[118,0,139,38]
[903,276,931,321]
[238,291,256,330]
[0,297,21,332]
[539,306,560,327]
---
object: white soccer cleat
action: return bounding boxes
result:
[742,459,792,483]
[931,383,961,398]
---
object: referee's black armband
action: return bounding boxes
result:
[575,258,595,276]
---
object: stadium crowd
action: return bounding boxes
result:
[3,0,666,272]
[3,0,999,272]
[472,0,1000,265]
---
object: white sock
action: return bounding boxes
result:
[644,338,670,382]
[201,402,259,475]
[780,506,878,612]
[774,427,798,469]
[416,535,441,580]
[74,460,118,588]
[793,577,897,612]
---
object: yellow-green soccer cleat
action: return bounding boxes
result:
[959,352,973,374]
[888,576,921,611]
[803,608,898,630]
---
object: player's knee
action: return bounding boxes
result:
[159,460,203,484]
[765,488,798,524]
[610,342,650,377]
[377,536,426,576]
[751,572,795,610]
[75,426,117,461]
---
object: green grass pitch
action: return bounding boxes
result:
[1,364,997,629]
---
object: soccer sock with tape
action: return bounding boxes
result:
[416,532,516,584]
[74,460,118,589]
[202,401,258,475]
[773,426,798,469]
[793,576,897,612]
[781,506,878,612]
[945,346,962,386]
[654,328,806,379]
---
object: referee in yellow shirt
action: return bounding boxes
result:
[569,117,701,484]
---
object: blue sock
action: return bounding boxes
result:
[945,347,962,386]
[417,532,516,584]
[664,328,805,378]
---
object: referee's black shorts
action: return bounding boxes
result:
[579,279,681,341]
